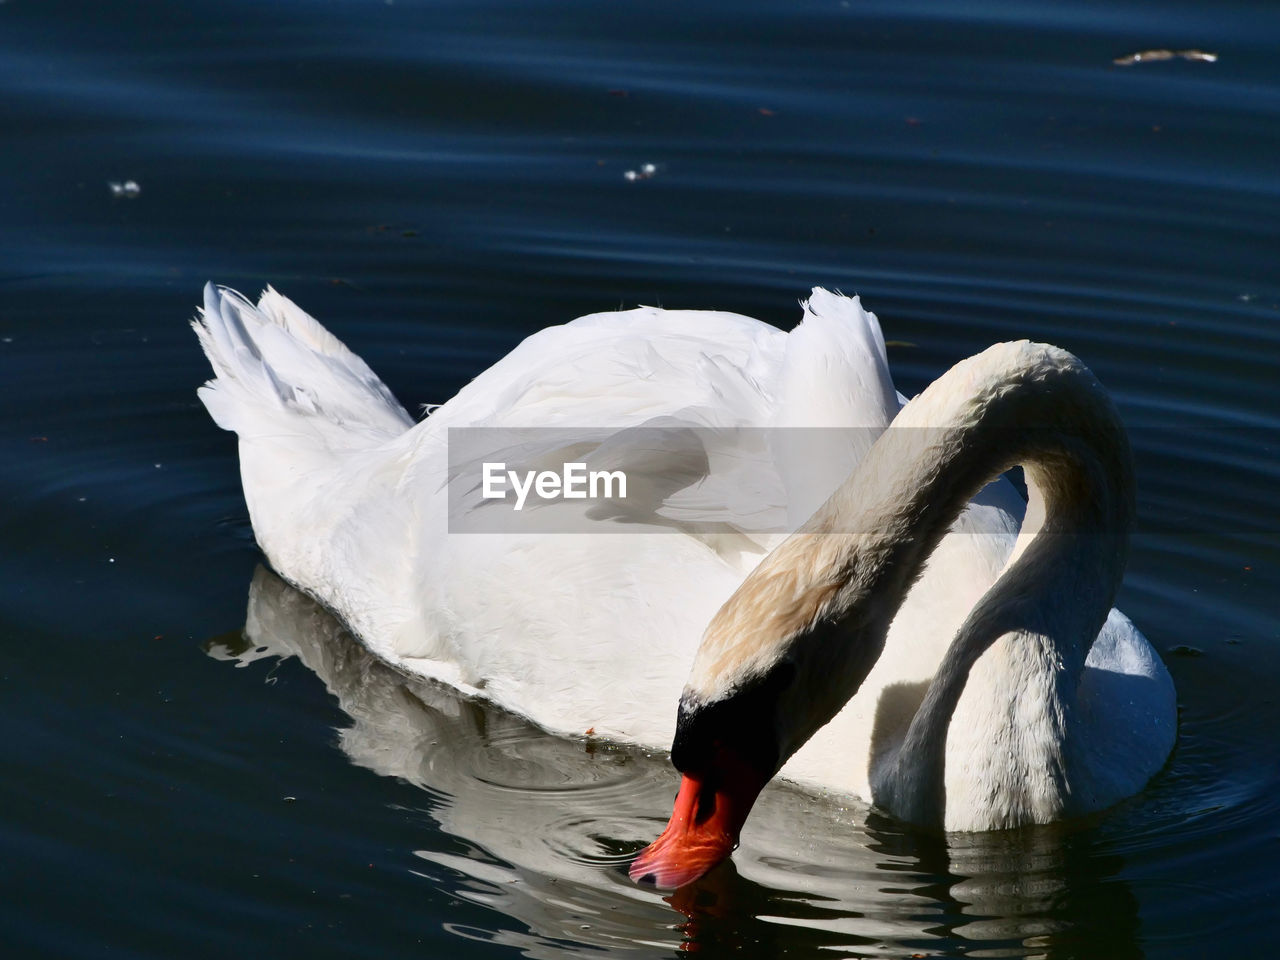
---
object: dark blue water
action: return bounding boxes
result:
[3,1,1278,956]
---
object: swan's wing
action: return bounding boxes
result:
[1076,608,1178,805]
[418,290,917,564]
[412,304,796,548]
[772,289,897,432]
[770,290,903,527]
[426,306,784,431]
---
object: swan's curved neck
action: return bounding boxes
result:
[815,342,1134,825]
[684,342,1134,828]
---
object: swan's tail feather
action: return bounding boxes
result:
[193,283,414,445]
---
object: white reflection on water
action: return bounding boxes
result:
[209,566,1142,958]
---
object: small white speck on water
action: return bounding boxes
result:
[623,163,658,182]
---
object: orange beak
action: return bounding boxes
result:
[629,760,767,889]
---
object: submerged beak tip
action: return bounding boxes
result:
[627,855,698,891]
[628,836,692,890]
[627,857,667,888]
[630,767,763,889]
[628,825,734,890]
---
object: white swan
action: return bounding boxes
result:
[193,284,1175,887]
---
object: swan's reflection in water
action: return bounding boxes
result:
[208,566,1141,959]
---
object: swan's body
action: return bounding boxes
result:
[194,285,1175,861]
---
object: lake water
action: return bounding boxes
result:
[3,0,1278,956]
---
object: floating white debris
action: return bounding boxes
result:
[108,180,141,198]
[1114,49,1218,66]
[623,163,658,182]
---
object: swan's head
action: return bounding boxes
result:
[627,668,793,889]
[630,532,888,889]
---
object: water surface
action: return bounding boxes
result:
[2,1,1278,957]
